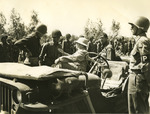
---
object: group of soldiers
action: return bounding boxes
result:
[0,24,135,67]
[0,16,150,114]
[0,34,19,62]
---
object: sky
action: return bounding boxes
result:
[0,0,150,37]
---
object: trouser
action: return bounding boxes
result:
[56,62,79,71]
[128,92,149,114]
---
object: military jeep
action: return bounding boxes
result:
[0,56,129,114]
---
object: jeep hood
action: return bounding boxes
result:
[0,63,98,81]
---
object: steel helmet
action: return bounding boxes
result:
[36,24,47,35]
[100,33,108,39]
[129,16,150,32]
[66,34,71,39]
[52,30,62,38]
[75,37,88,47]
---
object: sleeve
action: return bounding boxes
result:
[70,50,87,61]
[97,43,100,53]
[138,38,150,63]
[14,38,29,51]
[60,50,87,62]
[39,43,47,61]
[62,41,65,51]
[139,39,150,56]
[87,42,90,52]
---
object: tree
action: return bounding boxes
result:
[0,12,6,34]
[111,19,120,39]
[8,8,26,40]
[84,19,104,40]
[27,10,40,34]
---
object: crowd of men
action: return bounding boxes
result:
[0,26,135,66]
[0,16,150,114]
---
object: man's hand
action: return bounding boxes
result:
[24,45,32,57]
[55,57,61,64]
[25,51,32,57]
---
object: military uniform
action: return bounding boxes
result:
[128,36,150,114]
[97,40,109,53]
[58,49,88,72]
[87,40,97,57]
[62,40,73,54]
[55,37,89,72]
[39,42,62,66]
[0,42,11,62]
[15,33,41,66]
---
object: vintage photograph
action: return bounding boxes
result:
[0,0,150,113]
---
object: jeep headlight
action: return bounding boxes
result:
[17,90,22,103]
[13,90,22,104]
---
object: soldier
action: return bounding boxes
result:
[62,34,73,54]
[87,36,97,57]
[0,34,11,62]
[97,33,109,53]
[113,38,119,50]
[128,38,136,55]
[39,30,62,66]
[127,16,150,114]
[15,24,47,66]
[97,33,116,60]
[55,37,89,72]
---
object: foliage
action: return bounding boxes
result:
[111,19,120,39]
[84,19,104,41]
[27,10,40,34]
[7,8,26,40]
[0,12,7,34]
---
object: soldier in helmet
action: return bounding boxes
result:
[15,24,47,66]
[62,34,73,54]
[87,36,97,57]
[39,30,62,66]
[127,16,150,114]
[97,33,116,60]
[97,33,109,53]
[0,34,11,62]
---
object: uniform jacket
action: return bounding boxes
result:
[62,40,73,54]
[15,33,41,57]
[39,42,62,66]
[0,43,11,62]
[60,49,88,72]
[129,36,150,93]
[130,36,150,70]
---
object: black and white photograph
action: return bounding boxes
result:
[0,0,150,113]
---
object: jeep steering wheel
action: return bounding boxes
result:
[87,52,109,76]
